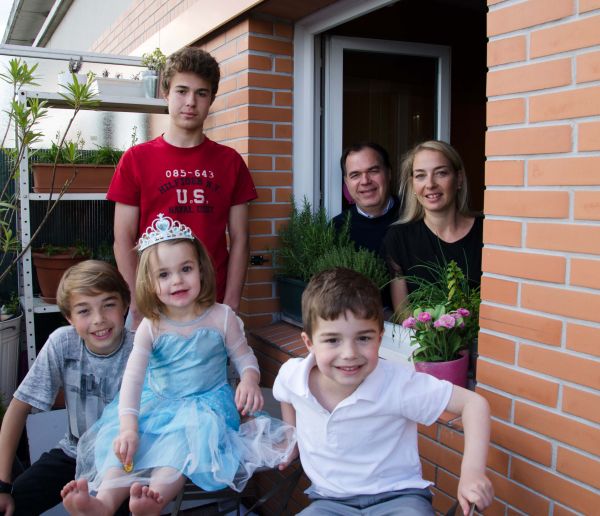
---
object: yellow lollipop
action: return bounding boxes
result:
[123,462,133,473]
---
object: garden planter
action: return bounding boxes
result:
[0,314,22,399]
[141,70,159,98]
[32,251,87,303]
[276,276,306,327]
[32,163,116,193]
[413,350,469,388]
[95,77,144,98]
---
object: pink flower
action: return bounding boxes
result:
[434,314,456,329]
[402,316,417,329]
[456,308,470,317]
[417,312,432,323]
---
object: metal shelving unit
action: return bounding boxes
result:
[18,90,167,367]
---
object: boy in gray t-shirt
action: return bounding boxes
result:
[0,261,133,516]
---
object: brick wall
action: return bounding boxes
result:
[482,0,600,513]
[198,16,293,329]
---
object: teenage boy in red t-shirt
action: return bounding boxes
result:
[108,48,257,328]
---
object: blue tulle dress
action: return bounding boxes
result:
[75,304,296,493]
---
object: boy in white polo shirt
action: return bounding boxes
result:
[273,268,494,515]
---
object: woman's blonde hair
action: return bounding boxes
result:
[397,140,470,224]
[135,238,216,320]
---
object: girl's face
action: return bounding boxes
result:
[411,149,462,215]
[149,241,202,319]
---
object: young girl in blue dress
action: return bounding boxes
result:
[62,213,296,516]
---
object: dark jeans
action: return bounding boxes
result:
[8,448,129,516]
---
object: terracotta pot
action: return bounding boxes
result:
[32,163,115,193]
[32,250,87,303]
[413,350,469,388]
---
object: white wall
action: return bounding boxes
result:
[45,0,134,52]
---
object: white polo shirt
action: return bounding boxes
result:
[273,354,452,498]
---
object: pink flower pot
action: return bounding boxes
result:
[413,350,469,388]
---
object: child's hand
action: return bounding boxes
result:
[113,428,139,469]
[0,492,15,516]
[235,376,264,416]
[457,469,494,514]
[278,444,299,471]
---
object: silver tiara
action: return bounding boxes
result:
[137,213,194,252]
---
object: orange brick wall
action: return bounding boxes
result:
[197,17,293,329]
[482,0,600,513]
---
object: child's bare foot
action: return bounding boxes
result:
[129,482,164,516]
[61,479,110,516]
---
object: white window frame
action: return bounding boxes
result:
[323,36,451,217]
[292,0,397,209]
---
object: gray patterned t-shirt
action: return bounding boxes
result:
[14,325,134,458]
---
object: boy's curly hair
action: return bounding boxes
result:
[161,47,220,100]
[301,267,384,338]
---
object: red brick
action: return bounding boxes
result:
[515,402,600,455]
[519,344,600,390]
[247,139,292,155]
[482,219,522,247]
[480,276,518,306]
[576,50,600,83]
[248,54,273,71]
[485,126,571,155]
[531,14,600,58]
[485,160,524,186]
[557,447,600,490]
[478,332,515,363]
[571,257,600,289]
[512,457,600,515]
[417,435,462,475]
[248,18,273,36]
[563,385,600,425]
[566,322,600,357]
[482,248,566,283]
[486,469,550,514]
[522,283,600,324]
[575,191,600,221]
[487,0,573,37]
[530,86,600,122]
[527,223,600,255]
[486,98,526,126]
[484,190,569,217]
[244,106,292,122]
[248,35,293,56]
[275,57,293,74]
[529,157,600,186]
[487,59,571,96]
[477,360,559,406]
[487,35,526,66]
[479,304,562,346]
[246,155,272,171]
[249,220,272,235]
[580,0,600,12]
[579,121,600,151]
[491,419,552,466]
[251,171,292,187]
[476,386,512,421]
[247,72,293,89]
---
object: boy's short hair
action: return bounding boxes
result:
[57,260,131,318]
[161,47,220,100]
[302,268,384,337]
[136,238,216,320]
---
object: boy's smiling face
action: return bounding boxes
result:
[67,291,128,355]
[302,311,383,405]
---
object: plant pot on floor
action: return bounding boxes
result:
[0,313,22,399]
[276,276,306,327]
[413,350,469,388]
[32,249,87,303]
[32,163,116,193]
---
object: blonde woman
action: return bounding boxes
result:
[383,140,483,312]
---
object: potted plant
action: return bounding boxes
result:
[31,132,123,193]
[95,69,144,98]
[395,260,481,387]
[0,293,22,399]
[276,198,389,324]
[31,242,91,303]
[141,47,166,98]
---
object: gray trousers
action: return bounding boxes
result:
[298,488,434,516]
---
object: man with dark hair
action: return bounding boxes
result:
[108,47,257,327]
[332,142,400,256]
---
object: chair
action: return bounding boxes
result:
[170,460,303,516]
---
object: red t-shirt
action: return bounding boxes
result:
[107,136,257,301]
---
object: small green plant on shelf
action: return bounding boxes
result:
[141,48,167,71]
[0,293,21,321]
[35,241,92,258]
